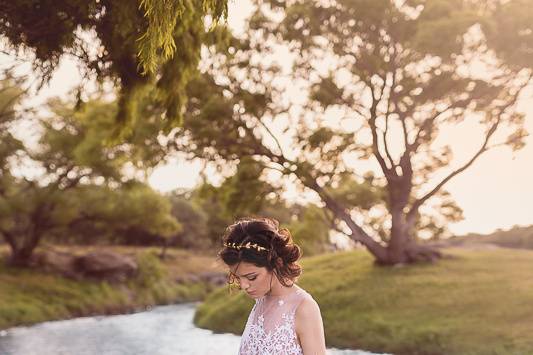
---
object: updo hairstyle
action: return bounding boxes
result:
[218,217,302,288]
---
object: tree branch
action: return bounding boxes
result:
[304,178,388,260]
[406,76,531,222]
[253,115,286,158]
[369,82,395,180]
[382,69,398,170]
[237,123,388,259]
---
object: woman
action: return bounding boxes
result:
[218,217,327,355]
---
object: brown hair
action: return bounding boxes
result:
[218,217,302,288]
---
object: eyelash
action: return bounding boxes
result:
[231,274,257,283]
[238,276,256,282]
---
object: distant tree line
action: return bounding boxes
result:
[445,225,533,250]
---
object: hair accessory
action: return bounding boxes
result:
[224,241,269,252]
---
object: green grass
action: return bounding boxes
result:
[195,247,533,355]
[0,245,225,330]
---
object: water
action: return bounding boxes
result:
[0,303,388,355]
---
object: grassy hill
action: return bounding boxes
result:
[195,248,533,355]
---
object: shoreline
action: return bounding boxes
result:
[0,300,203,333]
[0,245,226,331]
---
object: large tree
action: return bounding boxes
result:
[0,0,228,134]
[170,0,532,265]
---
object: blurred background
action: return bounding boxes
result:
[0,0,532,354]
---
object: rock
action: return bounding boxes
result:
[198,271,227,286]
[174,271,227,286]
[32,250,78,278]
[186,274,201,283]
[174,275,193,283]
[73,251,138,283]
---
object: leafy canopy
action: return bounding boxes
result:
[0,0,229,134]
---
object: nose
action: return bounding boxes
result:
[241,279,251,290]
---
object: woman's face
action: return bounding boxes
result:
[229,261,272,299]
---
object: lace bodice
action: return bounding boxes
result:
[239,285,311,355]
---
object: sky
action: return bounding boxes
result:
[3,1,532,237]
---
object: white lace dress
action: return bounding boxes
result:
[238,285,311,355]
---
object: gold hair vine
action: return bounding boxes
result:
[224,241,269,252]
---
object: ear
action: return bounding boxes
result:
[271,268,288,284]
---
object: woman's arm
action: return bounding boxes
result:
[295,297,327,355]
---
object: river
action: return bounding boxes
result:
[0,303,389,355]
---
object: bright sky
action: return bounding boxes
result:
[3,1,532,236]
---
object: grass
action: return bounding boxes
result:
[0,244,226,330]
[195,247,533,355]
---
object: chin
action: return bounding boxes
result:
[247,291,261,298]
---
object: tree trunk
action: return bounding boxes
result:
[303,171,443,266]
[2,229,42,267]
[376,231,443,266]
[371,242,443,266]
[7,245,37,267]
[159,238,168,260]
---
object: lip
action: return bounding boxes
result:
[246,291,256,295]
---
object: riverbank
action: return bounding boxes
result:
[195,247,533,355]
[0,244,226,330]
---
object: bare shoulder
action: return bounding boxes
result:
[295,295,321,322]
[294,295,326,354]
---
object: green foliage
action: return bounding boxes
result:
[194,283,254,334]
[310,76,346,108]
[0,0,228,131]
[410,0,479,60]
[325,174,384,211]
[167,191,210,248]
[219,157,275,218]
[50,182,181,244]
[190,182,236,246]
[137,0,228,74]
[0,85,181,261]
[287,204,332,256]
[483,0,533,70]
[0,259,129,329]
[186,158,285,246]
[172,164,332,253]
[134,250,167,288]
[0,76,26,169]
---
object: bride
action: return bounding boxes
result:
[218,217,327,355]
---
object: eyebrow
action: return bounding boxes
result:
[234,272,257,277]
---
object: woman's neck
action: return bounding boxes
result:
[266,281,297,297]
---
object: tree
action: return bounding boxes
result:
[167,155,333,253]
[167,189,210,249]
[170,0,531,265]
[287,204,334,256]
[0,0,228,133]
[0,75,35,265]
[50,182,181,247]
[0,82,180,266]
[189,157,287,246]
